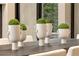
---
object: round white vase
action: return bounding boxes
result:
[8,25,20,50]
[45,23,52,44]
[58,29,70,44]
[36,24,46,46]
[18,30,26,48]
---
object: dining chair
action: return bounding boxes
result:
[67,46,79,56]
[29,49,66,56]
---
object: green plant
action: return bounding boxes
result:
[20,23,27,30]
[43,3,58,32]
[8,19,20,25]
[37,18,46,24]
[45,19,52,23]
[58,23,69,29]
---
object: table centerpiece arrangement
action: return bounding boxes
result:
[36,18,46,46]
[8,19,20,50]
[58,23,70,44]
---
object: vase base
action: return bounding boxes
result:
[18,42,24,48]
[45,37,49,44]
[39,39,45,46]
[12,43,18,51]
[61,39,67,44]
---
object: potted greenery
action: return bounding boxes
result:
[58,23,70,44]
[45,19,53,44]
[18,23,27,48]
[8,19,20,50]
[36,18,46,46]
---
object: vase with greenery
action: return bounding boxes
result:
[45,19,53,44]
[58,23,70,44]
[8,18,20,50]
[36,18,46,46]
[18,23,27,48]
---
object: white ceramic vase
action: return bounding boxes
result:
[18,30,26,48]
[58,29,70,44]
[8,25,20,50]
[36,24,46,46]
[45,23,52,44]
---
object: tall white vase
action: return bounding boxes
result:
[8,25,20,50]
[18,30,26,48]
[45,23,52,44]
[36,24,46,46]
[58,29,70,44]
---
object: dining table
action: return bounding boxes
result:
[0,36,79,56]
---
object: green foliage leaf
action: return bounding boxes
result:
[8,19,20,25]
[58,23,69,29]
[45,19,52,23]
[20,23,27,30]
[37,18,46,24]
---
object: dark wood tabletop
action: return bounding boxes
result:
[0,38,79,56]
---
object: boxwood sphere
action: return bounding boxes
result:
[20,23,27,30]
[8,19,20,25]
[37,18,46,24]
[58,23,69,29]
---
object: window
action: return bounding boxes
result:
[37,3,58,32]
[42,3,58,32]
